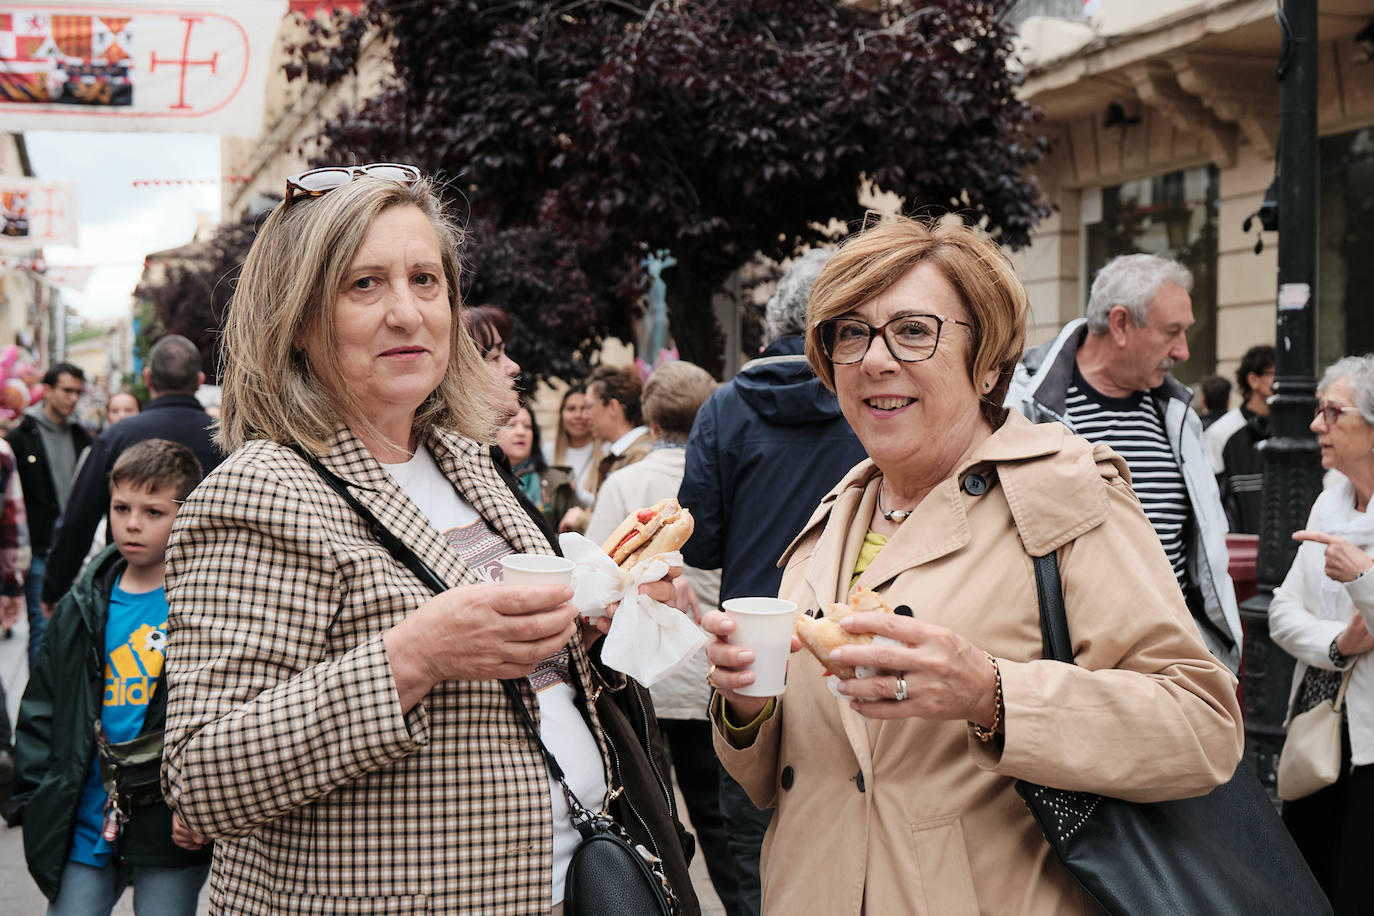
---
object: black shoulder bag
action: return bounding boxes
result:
[295,450,680,916]
[1016,553,1331,915]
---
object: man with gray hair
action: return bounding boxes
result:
[678,249,866,915]
[1006,253,1243,673]
[40,335,224,610]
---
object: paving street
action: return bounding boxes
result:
[1,614,723,916]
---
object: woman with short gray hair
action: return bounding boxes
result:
[1270,353,1374,911]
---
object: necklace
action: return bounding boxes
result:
[878,480,912,523]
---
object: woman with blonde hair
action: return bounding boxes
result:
[701,216,1243,913]
[160,165,698,916]
[545,384,603,499]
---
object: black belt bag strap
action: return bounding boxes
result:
[293,447,679,916]
[1015,552,1331,915]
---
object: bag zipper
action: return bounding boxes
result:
[603,726,661,862]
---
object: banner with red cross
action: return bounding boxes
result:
[0,1,286,134]
[0,176,78,250]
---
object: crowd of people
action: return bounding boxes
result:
[0,161,1365,915]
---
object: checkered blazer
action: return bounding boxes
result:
[162,425,619,915]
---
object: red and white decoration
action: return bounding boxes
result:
[0,1,286,135]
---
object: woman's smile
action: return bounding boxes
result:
[864,396,916,412]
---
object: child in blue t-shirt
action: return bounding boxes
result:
[11,439,210,914]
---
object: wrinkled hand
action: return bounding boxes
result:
[582,565,684,645]
[1294,530,1374,583]
[386,582,579,710]
[0,594,21,629]
[1336,612,1374,658]
[171,813,210,851]
[829,613,998,726]
[702,610,803,724]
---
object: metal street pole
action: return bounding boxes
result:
[1239,0,1324,790]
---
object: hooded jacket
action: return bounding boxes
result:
[678,336,867,601]
[9,545,210,901]
[1005,318,1243,672]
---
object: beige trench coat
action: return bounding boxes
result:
[713,412,1243,915]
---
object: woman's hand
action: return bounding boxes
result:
[171,813,210,851]
[702,610,802,724]
[1293,530,1374,583]
[1336,612,1374,659]
[385,582,579,711]
[581,565,684,646]
[829,612,999,726]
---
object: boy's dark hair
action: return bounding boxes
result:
[42,362,85,387]
[588,365,644,426]
[1235,344,1276,399]
[1200,375,1231,413]
[109,439,204,501]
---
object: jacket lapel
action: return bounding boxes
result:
[314,426,476,590]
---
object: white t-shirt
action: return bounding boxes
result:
[381,448,607,904]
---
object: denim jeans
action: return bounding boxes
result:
[24,555,46,672]
[47,859,210,916]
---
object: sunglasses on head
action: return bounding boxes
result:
[284,162,422,208]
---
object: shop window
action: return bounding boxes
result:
[1084,166,1219,387]
[1318,127,1374,368]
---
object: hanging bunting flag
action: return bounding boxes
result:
[41,264,93,290]
[0,176,77,249]
[0,1,287,135]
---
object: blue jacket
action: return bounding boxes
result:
[678,337,867,601]
[42,393,223,605]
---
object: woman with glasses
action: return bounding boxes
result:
[158,165,698,916]
[699,217,1243,914]
[1271,355,1374,912]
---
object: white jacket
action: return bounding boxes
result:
[585,446,721,720]
[1006,318,1244,673]
[1270,484,1374,765]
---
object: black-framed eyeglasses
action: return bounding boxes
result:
[1314,403,1362,427]
[284,162,422,208]
[816,313,974,365]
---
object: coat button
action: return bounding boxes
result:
[855,770,866,793]
[962,472,987,496]
[780,766,794,790]
[26,454,35,463]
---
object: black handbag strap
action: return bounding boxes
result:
[1032,552,1073,664]
[289,445,592,817]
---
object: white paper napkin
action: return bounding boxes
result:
[558,532,707,686]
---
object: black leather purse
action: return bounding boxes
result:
[1016,553,1331,915]
[295,449,680,915]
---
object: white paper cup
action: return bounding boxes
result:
[499,554,576,587]
[722,597,799,697]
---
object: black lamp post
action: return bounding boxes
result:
[1240,0,1325,789]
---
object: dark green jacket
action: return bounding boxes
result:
[9,546,210,900]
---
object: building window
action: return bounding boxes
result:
[1084,166,1219,387]
[1318,127,1374,368]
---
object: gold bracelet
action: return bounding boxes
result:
[970,651,1002,743]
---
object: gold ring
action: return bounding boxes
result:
[707,664,719,688]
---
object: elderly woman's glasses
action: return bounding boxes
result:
[1315,403,1362,426]
[284,162,421,208]
[817,314,974,365]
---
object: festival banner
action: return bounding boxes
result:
[0,1,287,135]
[0,176,77,249]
